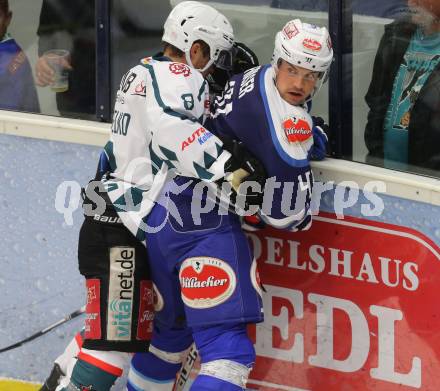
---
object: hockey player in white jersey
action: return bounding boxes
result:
[38,2,268,391]
[127,19,333,391]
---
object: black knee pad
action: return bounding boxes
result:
[78,218,153,352]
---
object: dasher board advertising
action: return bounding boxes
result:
[245,210,440,391]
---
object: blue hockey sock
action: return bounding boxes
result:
[190,374,244,391]
[127,351,182,391]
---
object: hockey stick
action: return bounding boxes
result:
[173,342,199,391]
[0,306,85,353]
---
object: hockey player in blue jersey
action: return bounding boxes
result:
[127,19,333,391]
[39,9,331,391]
[38,2,264,391]
[0,0,40,113]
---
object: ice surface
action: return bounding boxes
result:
[0,134,126,384]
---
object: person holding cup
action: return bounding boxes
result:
[35,0,95,119]
[36,49,71,93]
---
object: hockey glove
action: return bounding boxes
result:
[232,42,259,74]
[207,42,259,94]
[308,116,330,161]
[222,139,266,211]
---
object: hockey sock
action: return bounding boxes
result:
[127,351,182,391]
[39,331,84,391]
[190,323,255,390]
[59,359,118,391]
[59,349,127,391]
[190,375,244,391]
[55,331,84,373]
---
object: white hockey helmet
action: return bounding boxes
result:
[272,19,333,98]
[162,1,234,73]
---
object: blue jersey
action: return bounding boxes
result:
[207,64,314,230]
[0,36,40,113]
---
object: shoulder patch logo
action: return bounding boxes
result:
[179,257,236,309]
[133,80,146,96]
[141,57,152,65]
[8,51,26,75]
[282,115,312,143]
[169,62,191,77]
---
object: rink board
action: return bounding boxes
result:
[0,379,41,391]
[183,208,440,391]
[1,113,440,390]
[245,209,440,391]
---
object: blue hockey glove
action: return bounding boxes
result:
[308,117,330,161]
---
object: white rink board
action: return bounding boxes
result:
[0,110,439,388]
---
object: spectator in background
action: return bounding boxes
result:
[353,0,408,18]
[0,0,40,113]
[35,0,95,119]
[364,0,440,174]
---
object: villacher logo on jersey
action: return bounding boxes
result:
[179,257,237,309]
[282,115,312,143]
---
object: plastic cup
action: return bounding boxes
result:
[44,49,70,92]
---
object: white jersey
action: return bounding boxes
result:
[102,56,231,241]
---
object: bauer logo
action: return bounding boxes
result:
[282,115,312,143]
[107,247,135,341]
[169,62,191,77]
[179,257,236,309]
[303,38,322,52]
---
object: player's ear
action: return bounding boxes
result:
[190,42,202,58]
[188,42,200,66]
